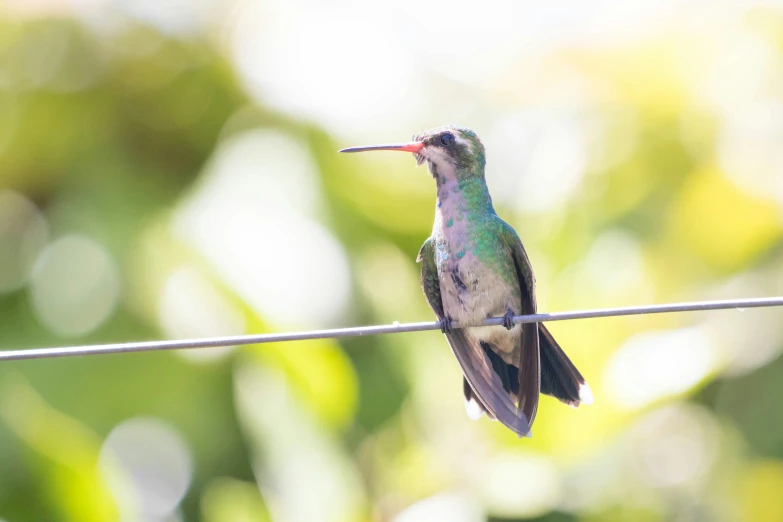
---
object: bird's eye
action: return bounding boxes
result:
[440,133,455,146]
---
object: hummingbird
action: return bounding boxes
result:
[340,125,592,437]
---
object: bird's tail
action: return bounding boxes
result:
[538,323,593,408]
[446,329,531,437]
[463,324,592,422]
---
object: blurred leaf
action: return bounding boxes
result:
[252,338,359,430]
[670,166,782,273]
[713,355,783,459]
[0,376,117,522]
[233,363,368,522]
[584,506,662,522]
[740,461,783,522]
[347,338,410,433]
[201,477,271,522]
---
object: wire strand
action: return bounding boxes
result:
[2,296,782,362]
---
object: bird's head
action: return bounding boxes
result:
[340,125,486,181]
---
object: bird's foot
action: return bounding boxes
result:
[440,316,454,334]
[502,310,516,330]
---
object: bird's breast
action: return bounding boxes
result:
[434,215,519,329]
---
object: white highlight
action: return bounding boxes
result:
[234,364,365,522]
[393,491,484,522]
[230,1,413,139]
[604,328,715,409]
[0,191,48,293]
[515,114,588,213]
[115,0,217,36]
[629,404,719,489]
[470,452,560,517]
[29,235,119,337]
[583,231,652,302]
[174,130,351,328]
[159,265,245,362]
[99,417,193,519]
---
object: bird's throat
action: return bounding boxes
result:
[435,172,494,218]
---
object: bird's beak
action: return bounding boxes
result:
[339,141,425,154]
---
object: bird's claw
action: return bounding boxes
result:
[440,316,454,333]
[502,310,515,330]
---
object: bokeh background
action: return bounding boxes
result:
[2,0,783,520]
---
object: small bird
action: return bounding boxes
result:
[340,125,592,437]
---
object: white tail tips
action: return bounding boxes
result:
[465,397,485,420]
[579,382,594,405]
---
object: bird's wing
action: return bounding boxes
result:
[498,221,541,428]
[417,237,531,437]
[417,237,446,318]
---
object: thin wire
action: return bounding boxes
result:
[2,296,782,362]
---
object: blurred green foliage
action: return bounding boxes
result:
[2,5,783,522]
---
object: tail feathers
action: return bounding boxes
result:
[462,343,517,424]
[445,329,531,437]
[480,341,515,394]
[463,324,592,423]
[538,324,593,408]
[463,378,493,420]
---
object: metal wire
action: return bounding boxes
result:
[1,296,782,362]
